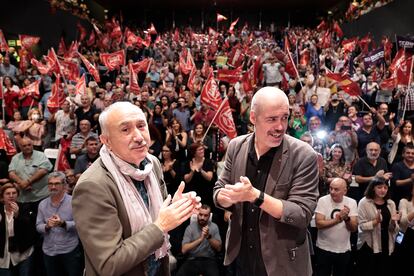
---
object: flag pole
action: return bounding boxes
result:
[1,77,5,124]
[287,48,303,89]
[402,56,414,119]
[357,95,371,110]
[202,97,228,142]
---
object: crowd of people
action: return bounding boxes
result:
[0,10,413,276]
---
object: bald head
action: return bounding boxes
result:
[251,87,289,116]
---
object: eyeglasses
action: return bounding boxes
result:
[48,182,64,186]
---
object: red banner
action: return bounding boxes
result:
[100,50,125,71]
[31,58,51,75]
[75,74,86,95]
[128,64,140,94]
[217,67,242,84]
[179,48,195,75]
[227,47,245,68]
[229,18,239,34]
[326,72,361,97]
[47,75,65,113]
[55,138,71,172]
[78,53,100,83]
[60,59,80,82]
[389,49,413,86]
[130,58,152,74]
[0,29,8,52]
[77,22,87,42]
[19,34,40,49]
[86,30,96,47]
[214,99,237,139]
[19,79,40,97]
[0,128,16,156]
[200,75,222,110]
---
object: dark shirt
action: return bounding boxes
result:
[356,127,382,157]
[374,202,390,255]
[391,161,414,205]
[353,157,388,200]
[238,137,282,276]
[75,106,100,132]
[74,153,99,175]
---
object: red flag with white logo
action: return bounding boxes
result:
[124,28,140,47]
[31,58,51,75]
[0,29,8,52]
[213,98,237,139]
[187,67,197,91]
[47,75,66,114]
[78,52,101,83]
[100,50,125,71]
[227,47,245,68]
[217,67,243,84]
[200,75,223,110]
[19,34,40,49]
[179,48,195,75]
[19,79,40,97]
[110,18,122,39]
[389,49,413,86]
[64,41,79,59]
[60,59,80,82]
[130,58,152,74]
[128,64,140,94]
[75,74,86,95]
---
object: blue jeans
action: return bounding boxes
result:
[0,253,33,276]
[43,245,83,276]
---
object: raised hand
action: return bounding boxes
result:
[155,195,194,233]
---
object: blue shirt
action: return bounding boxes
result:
[36,193,79,256]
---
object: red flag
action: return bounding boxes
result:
[86,30,96,47]
[100,50,125,71]
[64,41,79,59]
[326,72,361,96]
[333,21,343,38]
[149,23,157,35]
[47,75,65,114]
[0,128,16,156]
[31,58,52,75]
[217,13,228,22]
[19,34,40,49]
[320,31,331,49]
[187,67,197,91]
[227,47,245,68]
[213,98,237,139]
[75,74,86,95]
[0,29,8,52]
[55,138,71,172]
[201,60,213,78]
[285,49,299,78]
[208,27,218,38]
[359,34,372,54]
[382,36,393,60]
[124,28,140,47]
[60,59,80,82]
[76,22,87,41]
[217,67,243,84]
[19,79,40,97]
[97,33,111,50]
[229,18,239,34]
[0,77,3,99]
[173,29,180,42]
[18,48,32,73]
[316,20,327,31]
[380,77,397,90]
[58,37,66,56]
[128,64,140,94]
[342,37,358,53]
[78,52,101,83]
[242,66,254,93]
[200,75,223,110]
[130,58,152,74]
[389,49,413,86]
[92,23,102,36]
[179,48,195,75]
[110,18,122,38]
[47,48,63,76]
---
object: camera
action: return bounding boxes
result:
[341,125,352,131]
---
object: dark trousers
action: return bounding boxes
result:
[0,253,33,276]
[356,243,392,276]
[315,247,351,276]
[176,257,219,276]
[43,245,84,276]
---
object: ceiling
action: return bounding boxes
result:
[95,0,345,11]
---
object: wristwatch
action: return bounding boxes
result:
[253,191,265,207]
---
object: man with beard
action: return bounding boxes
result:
[176,204,222,276]
[36,171,83,276]
[391,145,414,206]
[353,142,391,202]
[214,87,319,275]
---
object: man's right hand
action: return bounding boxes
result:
[155,195,194,233]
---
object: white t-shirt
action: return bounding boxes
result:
[315,195,358,253]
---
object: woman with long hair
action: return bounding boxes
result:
[188,123,213,156]
[165,118,188,169]
[357,177,400,276]
[2,76,20,122]
[388,120,414,164]
[322,144,352,196]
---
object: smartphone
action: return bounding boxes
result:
[341,125,352,131]
[395,231,404,244]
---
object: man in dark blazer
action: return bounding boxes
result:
[214,87,319,276]
[72,102,200,276]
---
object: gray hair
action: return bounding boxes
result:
[99,101,146,135]
[48,171,66,184]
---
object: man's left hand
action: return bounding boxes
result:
[220,176,260,204]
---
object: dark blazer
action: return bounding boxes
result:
[0,202,37,258]
[72,154,170,276]
[214,133,319,276]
